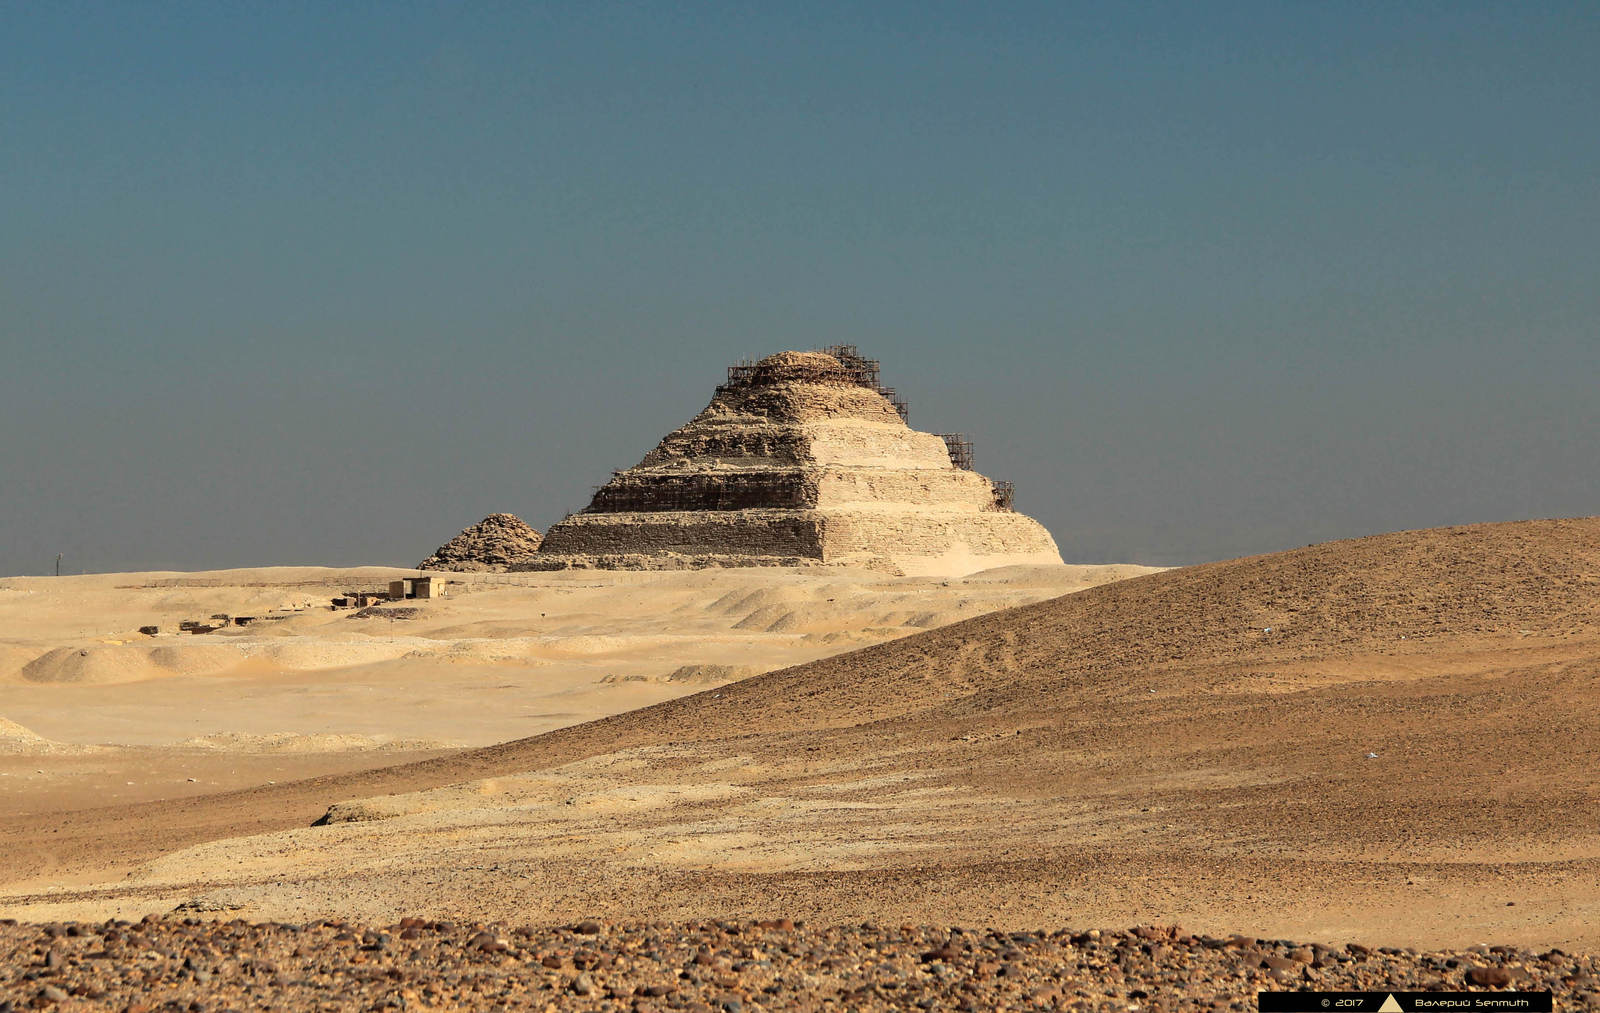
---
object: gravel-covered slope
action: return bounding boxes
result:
[2,918,1594,1012]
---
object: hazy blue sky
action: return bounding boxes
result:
[2,2,1595,575]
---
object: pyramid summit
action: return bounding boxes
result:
[527,347,1062,576]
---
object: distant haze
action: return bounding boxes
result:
[2,3,1595,576]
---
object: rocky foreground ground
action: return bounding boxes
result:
[1,918,1594,1012]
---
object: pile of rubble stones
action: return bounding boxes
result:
[417,514,543,573]
[2,918,1594,1011]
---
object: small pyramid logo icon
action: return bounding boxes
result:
[1379,995,1404,1012]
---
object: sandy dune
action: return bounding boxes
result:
[4,518,1598,953]
[0,562,1152,812]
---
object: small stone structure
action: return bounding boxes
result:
[388,577,446,600]
[526,349,1061,575]
[418,513,544,572]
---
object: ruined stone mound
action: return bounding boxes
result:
[0,716,92,755]
[0,717,45,750]
[418,513,543,572]
[525,348,1062,576]
[746,349,850,386]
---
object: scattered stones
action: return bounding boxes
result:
[1467,965,1514,987]
[466,930,509,953]
[0,919,1586,1010]
[348,605,422,621]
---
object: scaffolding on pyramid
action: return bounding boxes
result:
[816,344,909,422]
[720,346,909,422]
[936,433,974,471]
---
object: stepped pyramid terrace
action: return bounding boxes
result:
[525,347,1062,576]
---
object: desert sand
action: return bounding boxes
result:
[1,518,1596,960]
[4,518,1600,1011]
[0,562,1151,815]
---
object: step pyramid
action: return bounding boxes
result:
[527,349,1061,576]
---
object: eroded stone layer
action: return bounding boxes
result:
[537,511,826,559]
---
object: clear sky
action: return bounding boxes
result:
[2,2,1595,575]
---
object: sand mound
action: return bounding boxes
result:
[0,644,37,681]
[418,513,543,572]
[0,717,47,751]
[665,664,758,683]
[15,640,420,685]
[144,644,260,675]
[708,586,815,615]
[598,664,758,685]
[657,517,1600,737]
[19,645,169,685]
[15,521,1600,944]
[404,639,546,664]
[249,641,420,671]
[0,716,99,755]
[178,732,458,753]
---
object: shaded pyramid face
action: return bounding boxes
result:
[532,351,1062,576]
